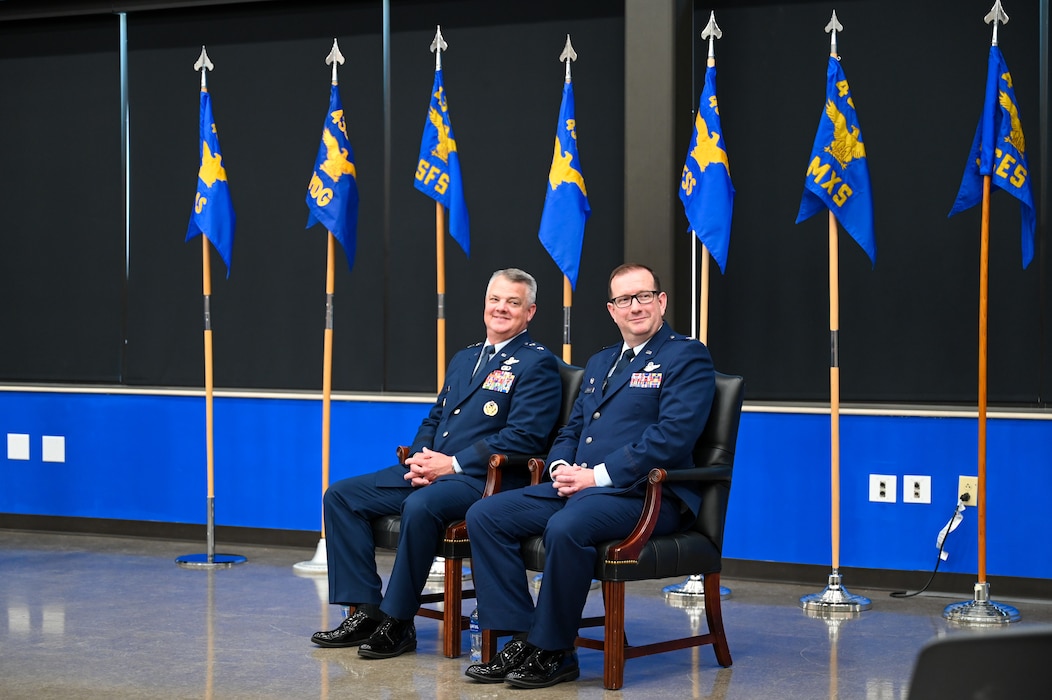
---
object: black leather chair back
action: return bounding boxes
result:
[692,372,745,555]
[551,361,585,445]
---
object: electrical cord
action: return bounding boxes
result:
[889,499,964,598]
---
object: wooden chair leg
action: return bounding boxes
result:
[443,556,463,658]
[704,573,733,667]
[602,580,627,691]
[481,629,498,662]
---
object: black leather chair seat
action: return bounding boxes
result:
[372,514,472,560]
[523,529,719,583]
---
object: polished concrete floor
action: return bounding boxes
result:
[2,530,1051,699]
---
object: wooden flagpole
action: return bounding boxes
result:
[943,0,1019,624]
[295,39,347,576]
[559,38,578,365]
[202,236,216,546]
[977,175,990,585]
[177,47,245,570]
[436,202,446,390]
[665,12,730,603]
[827,211,841,573]
[321,232,336,534]
[800,11,869,613]
[562,277,572,362]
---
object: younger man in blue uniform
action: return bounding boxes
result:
[464,263,715,688]
[311,268,562,660]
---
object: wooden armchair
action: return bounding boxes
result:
[370,361,585,657]
[487,371,744,688]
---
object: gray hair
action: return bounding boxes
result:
[489,268,538,306]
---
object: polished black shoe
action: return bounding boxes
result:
[311,609,380,648]
[504,647,580,689]
[357,617,417,659]
[464,638,536,683]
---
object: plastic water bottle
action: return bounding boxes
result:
[469,607,481,662]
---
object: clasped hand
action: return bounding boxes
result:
[551,463,596,497]
[403,447,454,487]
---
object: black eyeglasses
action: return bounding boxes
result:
[608,290,660,308]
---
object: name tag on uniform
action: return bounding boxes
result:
[483,370,515,393]
[629,372,662,389]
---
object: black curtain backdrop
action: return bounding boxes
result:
[0,0,1047,406]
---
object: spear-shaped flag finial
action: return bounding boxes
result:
[431,25,448,69]
[701,11,722,61]
[560,34,577,82]
[194,46,214,89]
[984,1,1009,46]
[825,10,843,57]
[326,38,345,83]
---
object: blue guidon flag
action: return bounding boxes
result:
[796,56,876,266]
[414,68,470,257]
[538,79,590,290]
[306,84,359,271]
[187,89,236,276]
[679,63,734,273]
[949,45,1035,269]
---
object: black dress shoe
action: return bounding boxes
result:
[464,639,536,683]
[504,647,580,689]
[357,617,417,659]
[311,609,380,648]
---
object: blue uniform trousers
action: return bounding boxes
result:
[324,469,482,620]
[466,486,682,651]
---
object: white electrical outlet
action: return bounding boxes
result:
[959,476,979,507]
[902,475,931,504]
[869,474,897,503]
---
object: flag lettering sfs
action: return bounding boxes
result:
[415,159,452,195]
[413,68,469,254]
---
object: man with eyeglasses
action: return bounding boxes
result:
[464,263,715,689]
[311,268,562,660]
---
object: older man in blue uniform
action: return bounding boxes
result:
[464,263,715,688]
[311,268,562,660]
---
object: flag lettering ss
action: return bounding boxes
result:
[186,90,236,276]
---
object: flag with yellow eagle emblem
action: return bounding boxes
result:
[679,64,734,273]
[949,46,1035,269]
[538,79,590,290]
[796,56,875,266]
[306,84,359,271]
[187,89,236,276]
[414,68,469,256]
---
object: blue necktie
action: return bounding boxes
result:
[603,348,634,391]
[472,345,494,379]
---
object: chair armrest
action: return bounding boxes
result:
[605,466,732,563]
[527,457,548,486]
[396,445,410,464]
[603,469,668,564]
[658,465,733,483]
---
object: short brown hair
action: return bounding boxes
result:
[607,263,661,299]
